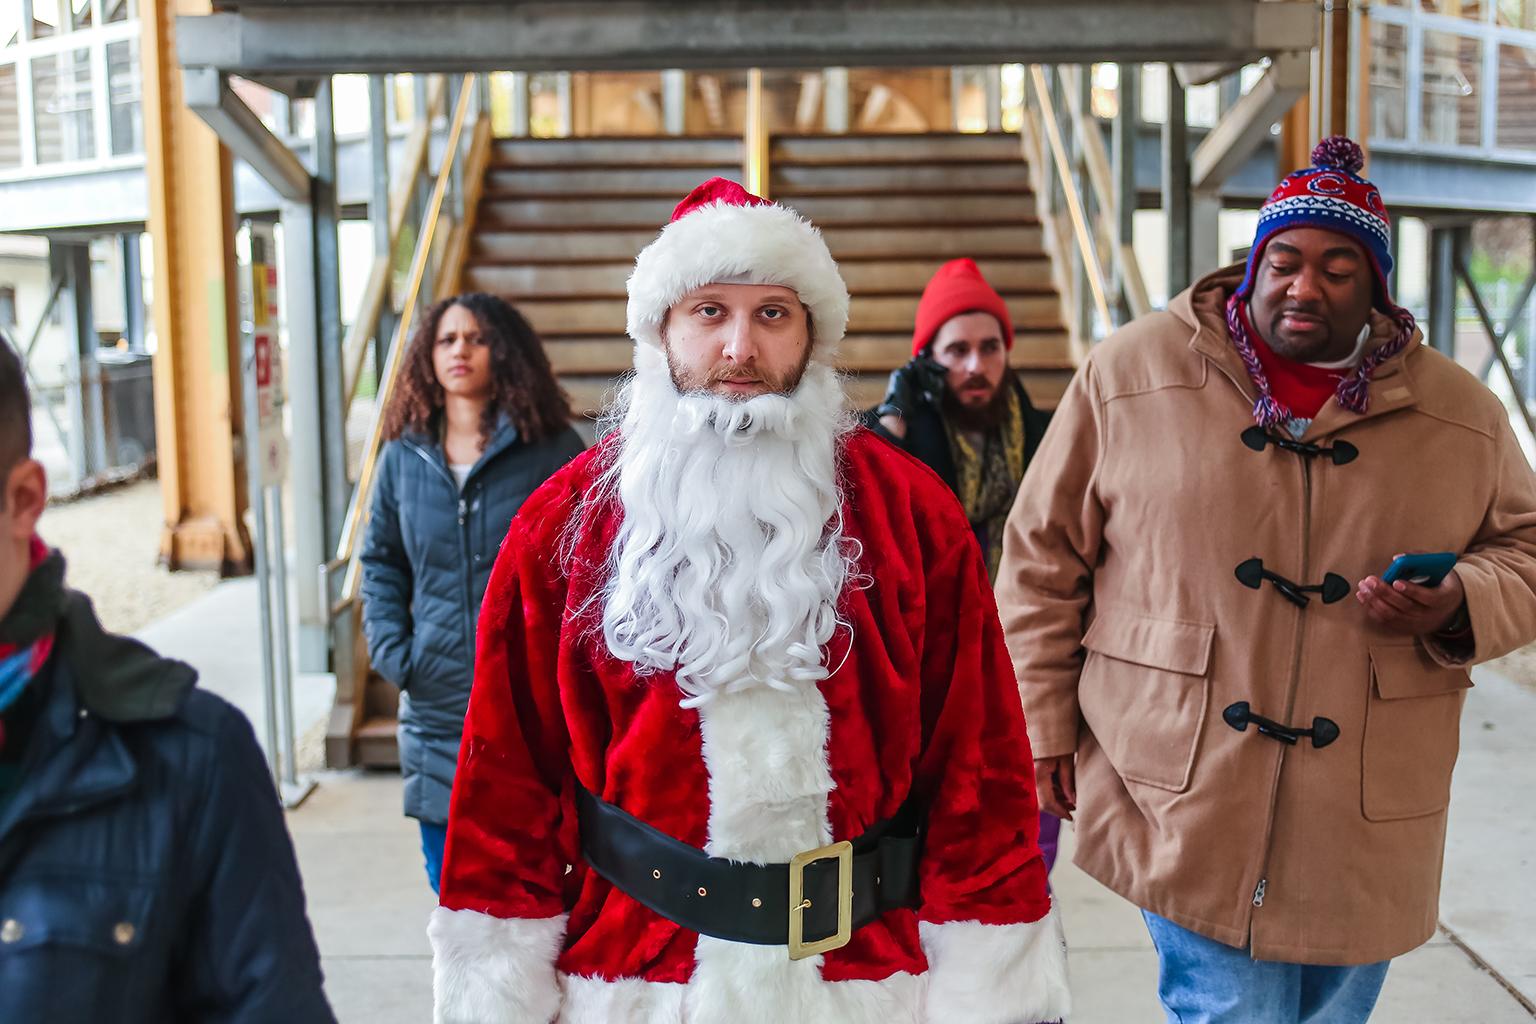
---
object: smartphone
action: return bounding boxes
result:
[1382,552,1457,587]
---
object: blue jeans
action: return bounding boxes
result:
[420,821,448,895]
[1143,912,1390,1024]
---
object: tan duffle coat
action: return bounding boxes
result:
[996,266,1536,965]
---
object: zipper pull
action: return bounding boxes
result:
[1252,878,1268,908]
[457,497,467,526]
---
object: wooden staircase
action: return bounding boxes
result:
[463,132,1075,417]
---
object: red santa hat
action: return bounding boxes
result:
[911,257,1015,357]
[626,178,851,354]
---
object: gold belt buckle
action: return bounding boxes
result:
[787,840,853,961]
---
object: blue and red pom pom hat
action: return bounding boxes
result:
[1234,136,1399,311]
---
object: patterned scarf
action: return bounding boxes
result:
[946,385,1027,583]
[0,536,56,721]
[1225,292,1417,430]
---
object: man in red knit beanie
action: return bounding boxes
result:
[995,137,1536,1023]
[864,258,1050,584]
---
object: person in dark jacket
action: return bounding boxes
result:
[864,258,1052,583]
[360,292,585,893]
[860,258,1059,871]
[0,339,334,1023]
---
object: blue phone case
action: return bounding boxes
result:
[1382,552,1457,587]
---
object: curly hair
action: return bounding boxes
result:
[381,293,573,445]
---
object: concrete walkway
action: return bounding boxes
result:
[139,580,1535,1022]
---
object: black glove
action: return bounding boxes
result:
[875,356,948,420]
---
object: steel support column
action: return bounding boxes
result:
[143,0,251,573]
[824,67,850,134]
[1113,64,1139,321]
[368,75,396,377]
[1162,67,1192,298]
[51,241,108,482]
[1427,225,1460,356]
[661,69,687,136]
[121,233,146,352]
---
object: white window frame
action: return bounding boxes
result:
[0,0,142,181]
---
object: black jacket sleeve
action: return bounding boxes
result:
[173,704,335,1024]
[359,446,414,688]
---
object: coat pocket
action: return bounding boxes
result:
[1362,644,1472,822]
[1078,610,1215,793]
[0,871,156,1014]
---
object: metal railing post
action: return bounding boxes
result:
[1162,66,1192,298]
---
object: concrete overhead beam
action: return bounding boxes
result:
[177,1,1318,75]
[182,67,312,202]
[1191,51,1310,194]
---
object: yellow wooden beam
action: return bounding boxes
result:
[141,0,251,574]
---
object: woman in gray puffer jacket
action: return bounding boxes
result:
[360,292,585,892]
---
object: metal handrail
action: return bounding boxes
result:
[342,76,448,413]
[1022,65,1153,343]
[325,73,479,620]
[1028,65,1111,332]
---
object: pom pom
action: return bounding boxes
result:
[1311,136,1365,175]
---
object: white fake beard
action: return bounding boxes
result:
[593,345,855,708]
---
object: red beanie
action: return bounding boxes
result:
[911,258,1013,357]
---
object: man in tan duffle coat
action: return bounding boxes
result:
[995,136,1536,1024]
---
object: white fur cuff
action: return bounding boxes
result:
[920,909,1072,1024]
[430,907,568,1024]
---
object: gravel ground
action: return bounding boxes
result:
[40,479,221,635]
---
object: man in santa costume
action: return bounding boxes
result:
[427,177,1070,1024]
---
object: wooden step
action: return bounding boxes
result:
[772,132,1022,165]
[478,191,1039,231]
[772,163,1031,195]
[519,293,1061,337]
[491,136,742,167]
[559,366,1074,419]
[354,717,400,768]
[820,223,1045,259]
[485,166,743,197]
[544,333,1075,377]
[479,195,680,229]
[475,228,677,262]
[777,192,1038,225]
[464,255,1054,299]
[473,224,1046,263]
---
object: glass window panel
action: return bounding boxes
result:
[1141,63,1169,124]
[1497,43,1536,150]
[1,3,21,48]
[1186,82,1220,128]
[1371,20,1410,141]
[391,74,416,124]
[68,0,92,31]
[1420,0,1485,17]
[1500,0,1536,28]
[332,74,371,136]
[529,72,566,137]
[1091,63,1120,120]
[1421,30,1483,147]
[107,38,141,155]
[105,0,133,22]
[31,0,62,39]
[0,63,20,168]
[33,47,96,163]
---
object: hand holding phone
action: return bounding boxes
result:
[1381,552,1457,588]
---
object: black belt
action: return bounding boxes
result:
[577,787,922,960]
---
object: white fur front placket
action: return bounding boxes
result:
[685,682,923,1024]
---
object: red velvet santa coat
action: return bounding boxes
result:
[429,428,1069,1024]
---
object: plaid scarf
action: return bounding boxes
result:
[1225,292,1416,430]
[945,386,1027,583]
[0,536,56,720]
